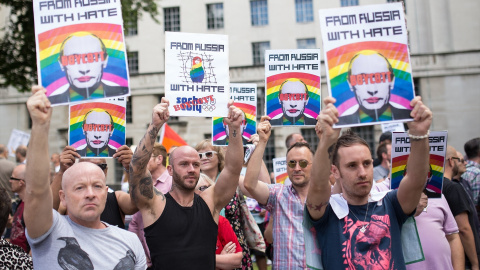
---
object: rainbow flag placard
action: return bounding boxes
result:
[69,98,126,158]
[319,3,414,128]
[273,157,290,185]
[33,1,130,106]
[265,49,321,127]
[212,84,257,146]
[391,131,448,198]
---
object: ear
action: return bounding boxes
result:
[331,164,341,180]
[59,190,66,208]
[167,164,173,176]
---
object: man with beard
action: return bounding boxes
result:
[270,79,317,126]
[337,52,411,125]
[48,33,128,105]
[305,96,432,269]
[443,146,480,270]
[243,116,310,269]
[129,98,245,269]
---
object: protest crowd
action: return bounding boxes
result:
[1,2,480,270]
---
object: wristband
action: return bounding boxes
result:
[407,130,429,141]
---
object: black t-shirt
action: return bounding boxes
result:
[442,178,480,261]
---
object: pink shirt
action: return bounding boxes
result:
[128,170,172,266]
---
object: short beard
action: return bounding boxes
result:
[172,166,197,191]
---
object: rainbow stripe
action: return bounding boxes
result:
[391,154,445,195]
[190,63,204,82]
[326,41,414,116]
[276,172,289,184]
[69,102,126,150]
[266,72,321,119]
[213,103,257,141]
[38,23,128,97]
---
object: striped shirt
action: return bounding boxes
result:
[263,184,306,269]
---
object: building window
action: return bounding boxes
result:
[250,0,268,26]
[164,7,180,32]
[125,11,138,36]
[340,0,358,6]
[297,38,316,49]
[207,3,224,29]
[350,126,375,155]
[252,41,270,65]
[295,0,314,23]
[126,97,132,123]
[263,129,276,175]
[204,133,212,139]
[127,51,138,74]
[301,129,319,151]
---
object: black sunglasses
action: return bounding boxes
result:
[287,160,310,169]
[198,185,210,192]
[451,157,465,163]
[198,151,217,159]
[97,163,108,170]
[10,177,23,181]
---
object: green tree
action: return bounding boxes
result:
[0,0,159,92]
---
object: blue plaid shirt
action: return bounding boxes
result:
[462,160,480,204]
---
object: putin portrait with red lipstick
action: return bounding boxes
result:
[337,52,411,125]
[77,109,117,157]
[48,33,129,105]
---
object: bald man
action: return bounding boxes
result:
[338,52,411,125]
[24,86,146,269]
[48,33,128,104]
[77,109,116,157]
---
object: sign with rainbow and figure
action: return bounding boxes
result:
[69,98,126,158]
[265,49,321,126]
[391,131,448,198]
[273,157,290,185]
[212,84,257,146]
[33,0,130,106]
[319,3,414,128]
[165,32,230,117]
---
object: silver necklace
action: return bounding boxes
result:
[349,202,376,233]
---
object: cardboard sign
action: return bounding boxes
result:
[33,0,130,106]
[7,129,30,158]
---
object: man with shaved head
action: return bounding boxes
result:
[48,33,129,105]
[129,98,245,269]
[443,145,480,269]
[24,86,145,269]
[338,52,411,125]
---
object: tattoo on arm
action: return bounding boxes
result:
[153,187,166,201]
[139,176,154,199]
[307,201,328,212]
[233,130,237,137]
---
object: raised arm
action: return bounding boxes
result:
[306,97,341,221]
[397,96,432,214]
[24,86,54,239]
[212,101,245,211]
[51,146,79,210]
[129,98,169,225]
[113,145,138,215]
[243,116,272,205]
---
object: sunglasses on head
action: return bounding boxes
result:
[199,151,217,159]
[287,159,310,169]
[9,176,23,181]
[198,185,210,192]
[97,163,108,170]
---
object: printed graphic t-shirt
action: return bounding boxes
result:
[26,210,146,270]
[311,190,410,270]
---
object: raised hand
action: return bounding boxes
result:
[59,146,80,173]
[152,97,170,127]
[223,100,244,131]
[113,145,133,170]
[26,86,52,126]
[407,96,432,136]
[316,97,341,146]
[257,116,272,143]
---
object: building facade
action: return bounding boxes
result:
[0,0,479,185]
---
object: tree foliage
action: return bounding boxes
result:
[0,0,159,92]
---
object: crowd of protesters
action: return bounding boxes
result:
[0,87,479,270]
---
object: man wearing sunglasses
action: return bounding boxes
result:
[129,98,245,269]
[243,116,312,269]
[214,110,249,146]
[443,146,480,269]
[305,96,432,269]
[24,86,146,269]
[9,164,29,253]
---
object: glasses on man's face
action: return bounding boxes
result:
[97,163,108,170]
[198,151,217,159]
[287,159,311,169]
[451,157,465,163]
[198,185,210,192]
[10,176,23,181]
